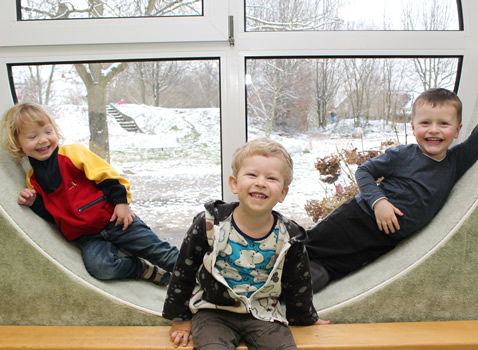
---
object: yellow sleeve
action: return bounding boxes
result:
[26,169,34,189]
[59,144,132,203]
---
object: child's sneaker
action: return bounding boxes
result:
[140,258,171,286]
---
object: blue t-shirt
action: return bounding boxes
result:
[215,215,279,297]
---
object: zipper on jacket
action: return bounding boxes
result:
[78,195,107,212]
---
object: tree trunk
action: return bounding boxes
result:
[86,84,110,162]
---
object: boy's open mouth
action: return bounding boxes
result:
[250,193,267,199]
[425,137,443,142]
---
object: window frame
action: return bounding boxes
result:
[243,0,464,32]
[1,0,477,318]
[1,0,227,47]
[0,0,473,201]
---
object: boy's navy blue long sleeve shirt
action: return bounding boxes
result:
[355,124,478,240]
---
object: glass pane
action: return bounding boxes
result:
[245,0,461,31]
[246,56,460,228]
[10,60,220,248]
[19,0,203,20]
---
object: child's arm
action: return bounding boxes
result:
[162,211,208,321]
[356,147,403,233]
[63,144,132,205]
[169,320,192,348]
[373,198,404,234]
[18,189,56,223]
[282,233,320,325]
[110,203,135,231]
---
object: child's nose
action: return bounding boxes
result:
[38,134,48,143]
[255,176,266,186]
[429,123,439,132]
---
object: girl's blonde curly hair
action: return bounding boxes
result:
[1,102,62,160]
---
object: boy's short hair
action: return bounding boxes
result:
[412,88,462,124]
[231,137,293,187]
[1,102,62,160]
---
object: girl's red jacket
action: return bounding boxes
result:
[26,144,131,241]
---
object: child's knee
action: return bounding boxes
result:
[83,259,117,280]
[82,254,131,280]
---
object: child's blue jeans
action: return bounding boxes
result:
[75,216,178,280]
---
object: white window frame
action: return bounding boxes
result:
[1,0,478,317]
[1,0,476,201]
[0,0,228,47]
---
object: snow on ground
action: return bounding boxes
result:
[49,104,415,248]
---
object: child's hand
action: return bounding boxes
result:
[18,189,36,207]
[373,198,404,234]
[169,320,192,348]
[314,319,331,325]
[110,203,135,231]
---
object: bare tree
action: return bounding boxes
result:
[314,59,341,128]
[246,0,344,31]
[74,63,129,162]
[246,0,344,135]
[410,57,458,91]
[19,0,200,160]
[247,59,312,136]
[402,0,458,91]
[18,65,56,105]
[20,0,201,19]
[379,59,412,128]
[342,58,381,125]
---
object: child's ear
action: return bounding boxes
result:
[228,175,239,194]
[278,186,289,203]
[455,123,463,138]
[410,119,416,135]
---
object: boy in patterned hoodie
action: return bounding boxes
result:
[163,138,329,349]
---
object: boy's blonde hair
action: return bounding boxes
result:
[412,88,462,124]
[231,137,293,187]
[1,102,62,160]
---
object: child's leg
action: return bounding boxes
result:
[191,310,242,350]
[103,216,179,272]
[305,198,396,284]
[239,316,297,350]
[76,234,142,280]
[191,310,297,350]
[309,260,330,293]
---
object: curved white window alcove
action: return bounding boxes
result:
[2,0,478,324]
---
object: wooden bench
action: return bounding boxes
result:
[1,321,478,349]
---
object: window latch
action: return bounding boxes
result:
[229,16,235,46]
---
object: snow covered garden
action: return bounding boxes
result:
[50,103,415,248]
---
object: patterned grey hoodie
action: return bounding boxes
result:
[163,200,319,326]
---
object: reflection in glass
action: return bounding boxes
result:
[245,0,461,31]
[19,0,203,20]
[246,57,460,227]
[10,60,220,248]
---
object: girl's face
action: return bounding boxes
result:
[17,118,59,161]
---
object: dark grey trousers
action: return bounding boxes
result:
[191,309,297,350]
